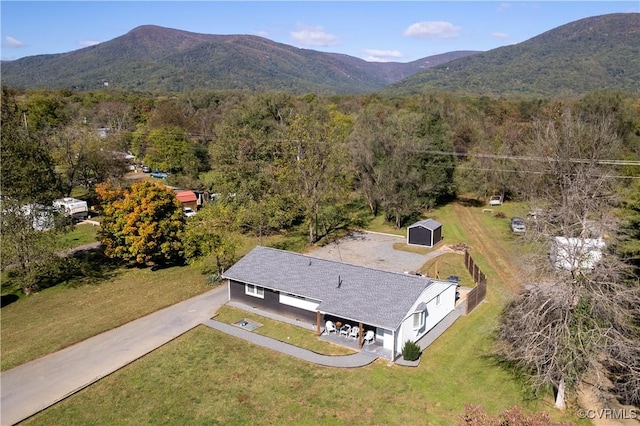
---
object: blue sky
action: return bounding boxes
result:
[1,1,638,62]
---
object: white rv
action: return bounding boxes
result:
[550,237,605,271]
[53,197,89,222]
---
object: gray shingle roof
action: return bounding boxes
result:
[408,219,442,230]
[222,246,448,330]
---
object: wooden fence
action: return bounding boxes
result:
[464,250,487,314]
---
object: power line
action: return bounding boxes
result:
[409,150,640,167]
[452,165,640,179]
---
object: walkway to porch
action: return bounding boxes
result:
[225,300,463,364]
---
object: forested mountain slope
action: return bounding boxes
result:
[0,25,476,94]
[386,13,640,97]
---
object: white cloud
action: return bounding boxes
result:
[290,24,338,46]
[491,32,510,39]
[497,2,511,13]
[4,36,26,48]
[403,21,461,39]
[254,30,269,38]
[78,40,100,48]
[364,49,403,62]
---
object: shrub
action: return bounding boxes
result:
[402,340,421,361]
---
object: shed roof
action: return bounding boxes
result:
[222,246,454,330]
[408,219,442,230]
[175,190,197,203]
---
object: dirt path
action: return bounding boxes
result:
[451,202,522,294]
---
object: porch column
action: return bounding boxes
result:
[316,311,321,335]
[358,322,363,348]
[391,330,396,360]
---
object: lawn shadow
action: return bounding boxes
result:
[1,294,19,308]
[59,250,122,288]
[457,196,485,207]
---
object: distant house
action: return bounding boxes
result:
[222,246,458,360]
[550,237,605,271]
[407,219,443,248]
[174,190,198,211]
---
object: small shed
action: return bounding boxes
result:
[407,219,443,247]
[175,190,198,211]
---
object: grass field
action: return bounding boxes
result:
[6,198,586,425]
[55,223,99,250]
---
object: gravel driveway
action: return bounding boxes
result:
[308,231,442,274]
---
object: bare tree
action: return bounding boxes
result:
[496,109,640,408]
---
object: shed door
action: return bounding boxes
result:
[408,227,430,246]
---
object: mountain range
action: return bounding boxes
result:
[2,13,638,97]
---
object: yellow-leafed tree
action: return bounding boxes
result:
[97,181,185,266]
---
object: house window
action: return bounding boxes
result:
[413,311,426,329]
[245,284,264,299]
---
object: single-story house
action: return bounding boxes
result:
[174,190,198,211]
[407,219,443,247]
[221,246,458,360]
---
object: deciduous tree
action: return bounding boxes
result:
[1,85,63,204]
[97,181,185,266]
[278,104,353,244]
[350,104,455,228]
[182,203,237,275]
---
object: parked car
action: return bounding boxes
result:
[510,217,526,233]
[142,165,151,173]
[489,195,503,206]
[150,170,168,179]
[183,207,196,217]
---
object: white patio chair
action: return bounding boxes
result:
[348,326,359,339]
[339,324,351,337]
[363,330,375,345]
[325,320,337,334]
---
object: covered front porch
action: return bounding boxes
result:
[317,312,395,360]
[319,328,392,359]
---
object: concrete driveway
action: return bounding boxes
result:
[309,231,445,274]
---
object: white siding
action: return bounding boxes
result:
[396,282,456,353]
[279,293,320,312]
[376,328,395,350]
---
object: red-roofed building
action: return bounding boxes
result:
[175,190,198,211]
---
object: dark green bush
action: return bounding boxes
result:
[402,340,421,361]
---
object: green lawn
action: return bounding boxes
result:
[419,252,470,285]
[55,223,100,250]
[22,309,582,425]
[214,305,355,356]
